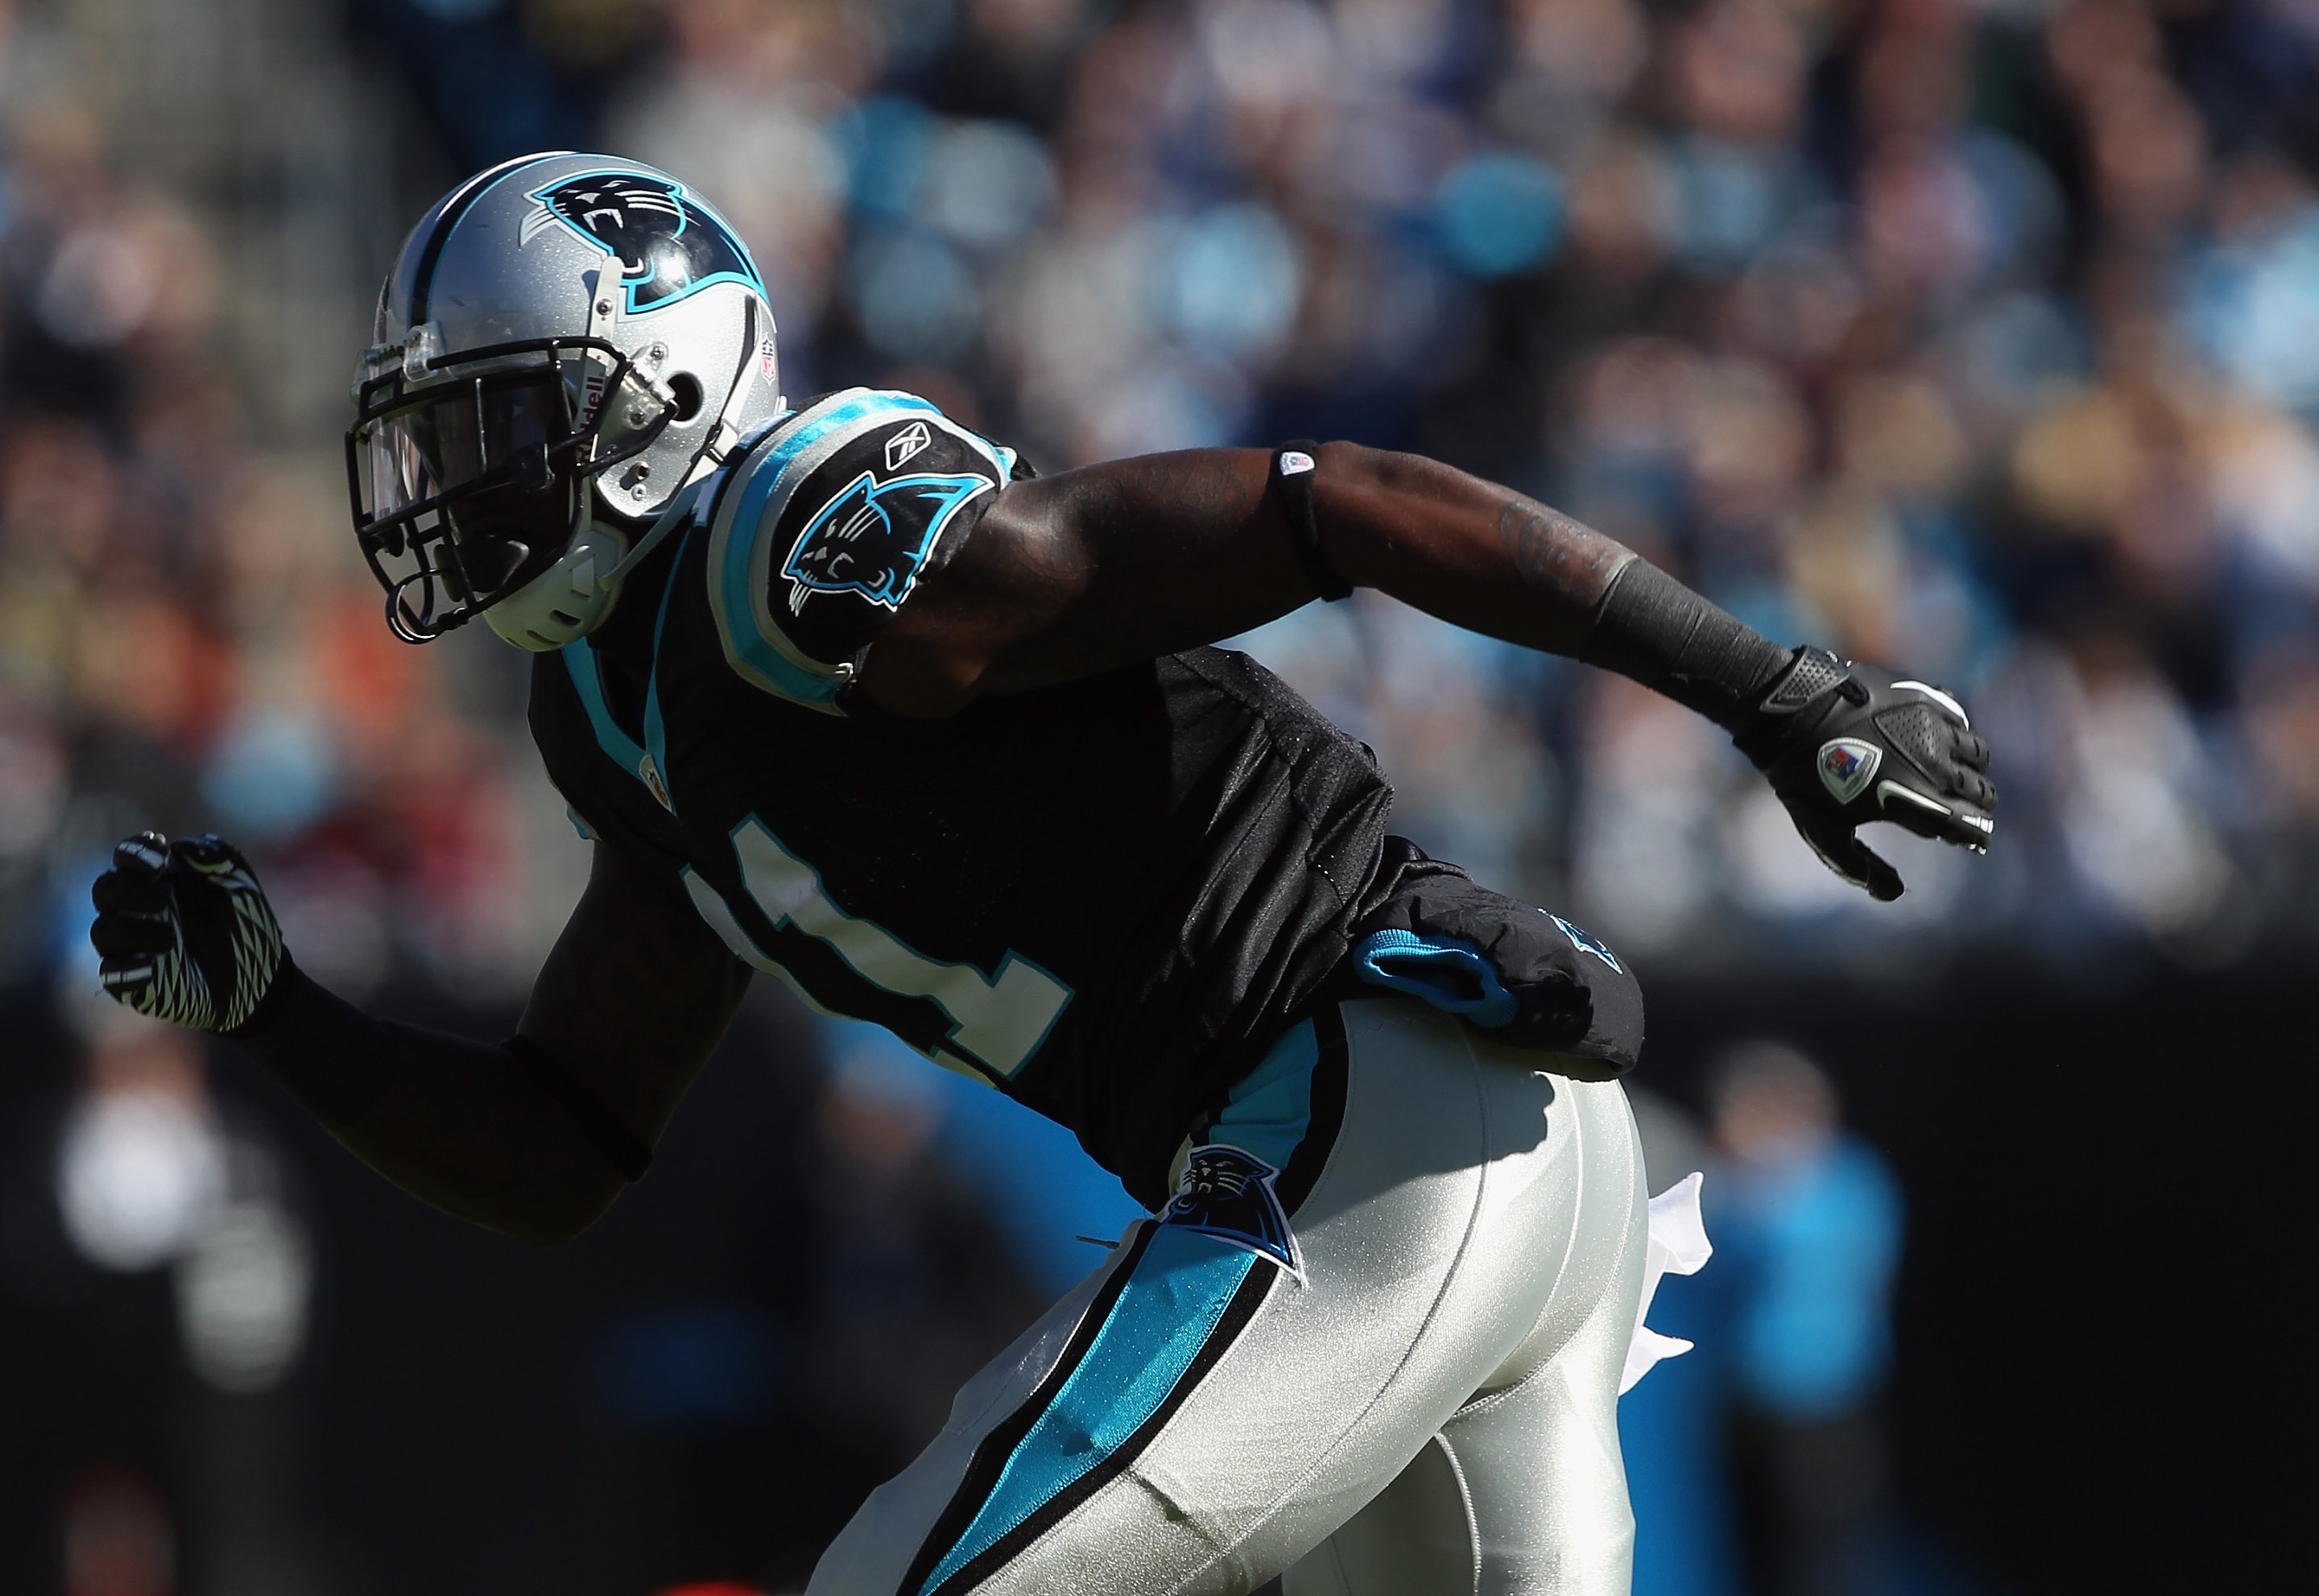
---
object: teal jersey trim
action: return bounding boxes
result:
[556,484,711,813]
[561,637,648,779]
[916,1226,1258,1594]
[1210,1018,1320,1172]
[636,520,692,812]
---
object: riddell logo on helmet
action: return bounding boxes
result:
[577,368,608,432]
[1817,738,1882,805]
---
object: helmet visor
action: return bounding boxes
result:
[359,368,569,525]
[355,369,588,637]
[346,336,675,641]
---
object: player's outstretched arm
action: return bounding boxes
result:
[89,833,750,1244]
[866,442,1994,898]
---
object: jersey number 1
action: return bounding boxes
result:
[684,816,1072,1082]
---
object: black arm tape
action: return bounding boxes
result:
[503,1034,654,1184]
[1578,559,1793,729]
[1273,440,1352,602]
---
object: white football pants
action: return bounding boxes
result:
[805,997,1649,1596]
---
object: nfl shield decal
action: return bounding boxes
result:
[1817,737,1883,804]
[1162,1143,1302,1279]
[638,751,674,812]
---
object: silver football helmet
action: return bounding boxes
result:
[348,152,784,649]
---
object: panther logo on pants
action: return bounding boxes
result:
[1163,1143,1303,1279]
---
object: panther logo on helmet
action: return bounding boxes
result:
[519,171,764,316]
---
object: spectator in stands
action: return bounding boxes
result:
[1709,1043,1904,1596]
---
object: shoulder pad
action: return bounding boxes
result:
[705,389,1015,712]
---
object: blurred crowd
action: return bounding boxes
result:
[0,97,558,1016]
[2,0,2316,1012]
[597,0,2319,965]
[2,2,2307,1590]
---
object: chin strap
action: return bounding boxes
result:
[601,475,712,588]
[599,296,771,589]
[703,296,771,468]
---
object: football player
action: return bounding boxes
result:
[90,155,1993,1595]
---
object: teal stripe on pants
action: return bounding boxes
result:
[918,1226,1259,1593]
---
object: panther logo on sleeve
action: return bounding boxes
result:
[713,395,1014,692]
[781,467,994,615]
[519,172,763,315]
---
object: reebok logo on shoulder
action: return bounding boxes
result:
[884,420,932,472]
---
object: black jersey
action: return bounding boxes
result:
[530,389,1395,1205]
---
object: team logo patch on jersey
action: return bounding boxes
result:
[1817,737,1883,805]
[520,172,763,316]
[782,469,994,614]
[1550,914,1622,974]
[1162,1144,1302,1279]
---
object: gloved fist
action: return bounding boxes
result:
[1732,648,1996,902]
[90,832,287,1033]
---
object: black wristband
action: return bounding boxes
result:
[1578,559,1793,730]
[503,1034,655,1184]
[1273,441,1352,602]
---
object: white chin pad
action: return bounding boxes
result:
[483,520,628,651]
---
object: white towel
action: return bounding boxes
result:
[1619,1170,1713,1395]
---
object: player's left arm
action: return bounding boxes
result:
[865,443,1994,899]
[88,832,749,1244]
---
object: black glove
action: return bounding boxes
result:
[1349,841,1644,1078]
[1731,648,1996,902]
[90,832,288,1033]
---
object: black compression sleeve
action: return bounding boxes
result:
[227,964,409,1127]
[229,965,651,1182]
[1577,558,1795,730]
[503,1035,653,1182]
